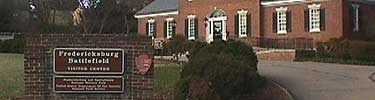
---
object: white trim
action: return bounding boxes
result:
[261,0,327,7]
[276,7,288,34]
[308,4,321,9]
[237,10,248,14]
[308,6,321,33]
[187,14,196,19]
[134,11,179,18]
[166,18,174,39]
[238,12,248,38]
[166,17,174,21]
[188,17,196,40]
[147,19,155,23]
[276,7,288,12]
[352,4,360,31]
[147,19,156,38]
[208,16,227,21]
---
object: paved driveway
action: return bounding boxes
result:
[258,61,375,100]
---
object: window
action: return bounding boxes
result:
[187,15,197,40]
[308,4,321,32]
[165,18,176,39]
[147,19,156,39]
[276,7,288,34]
[237,10,248,37]
[352,4,360,31]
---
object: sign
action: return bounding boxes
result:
[135,53,153,75]
[54,48,124,74]
[53,76,124,93]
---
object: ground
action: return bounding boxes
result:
[259,61,375,100]
[0,53,23,99]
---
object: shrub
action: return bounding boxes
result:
[0,35,25,53]
[176,40,264,100]
[163,35,190,55]
[316,38,375,62]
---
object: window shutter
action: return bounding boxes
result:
[273,12,277,33]
[146,23,149,36]
[235,14,239,37]
[164,21,167,38]
[320,8,326,31]
[194,18,199,40]
[154,23,157,38]
[185,18,188,40]
[247,14,252,36]
[304,10,310,32]
[287,11,292,32]
[349,6,354,31]
[172,21,177,37]
[358,7,362,31]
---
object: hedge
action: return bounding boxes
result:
[175,40,264,100]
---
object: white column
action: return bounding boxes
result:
[206,21,210,43]
[222,20,227,41]
[210,21,214,43]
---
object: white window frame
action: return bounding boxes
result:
[352,4,360,31]
[147,19,155,39]
[308,4,321,33]
[276,7,288,34]
[166,18,174,39]
[187,15,196,40]
[237,10,248,38]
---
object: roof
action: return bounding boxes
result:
[135,0,178,17]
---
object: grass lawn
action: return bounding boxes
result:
[154,63,182,94]
[0,53,24,99]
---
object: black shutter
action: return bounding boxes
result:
[172,21,176,37]
[154,22,157,38]
[164,21,167,38]
[185,18,188,40]
[304,10,310,32]
[349,6,354,32]
[247,14,252,36]
[287,11,292,32]
[358,7,362,31]
[235,14,239,38]
[320,8,326,31]
[194,18,199,40]
[146,23,149,36]
[273,12,277,33]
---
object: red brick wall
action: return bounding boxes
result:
[343,1,375,40]
[24,33,154,100]
[261,0,344,43]
[257,51,296,61]
[177,0,261,41]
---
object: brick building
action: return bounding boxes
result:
[135,0,375,48]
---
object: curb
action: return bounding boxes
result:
[269,79,295,100]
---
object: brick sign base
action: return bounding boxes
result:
[24,34,154,100]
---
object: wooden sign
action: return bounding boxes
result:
[135,53,153,75]
[53,48,124,74]
[53,76,124,93]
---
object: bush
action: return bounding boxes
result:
[0,35,25,53]
[316,38,375,62]
[162,35,188,55]
[176,40,264,100]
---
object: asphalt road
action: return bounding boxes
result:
[258,61,375,100]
